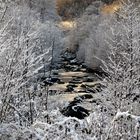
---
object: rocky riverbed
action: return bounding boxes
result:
[41,52,106,119]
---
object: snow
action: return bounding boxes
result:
[0,1,140,140]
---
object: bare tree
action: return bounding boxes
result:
[100,1,140,139]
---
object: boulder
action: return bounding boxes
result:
[70,59,78,65]
[61,99,90,119]
[60,94,93,119]
[65,85,74,92]
[67,84,78,88]
[40,77,61,86]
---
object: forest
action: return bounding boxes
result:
[0,0,140,140]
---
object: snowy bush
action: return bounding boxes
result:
[67,1,110,69]
[0,0,63,125]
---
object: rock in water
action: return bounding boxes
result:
[83,77,94,82]
[61,103,90,119]
[70,59,78,65]
[62,52,76,61]
[60,94,92,119]
[74,94,93,101]
[65,85,74,92]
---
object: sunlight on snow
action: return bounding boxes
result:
[101,1,122,14]
[58,21,76,30]
[58,1,122,30]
